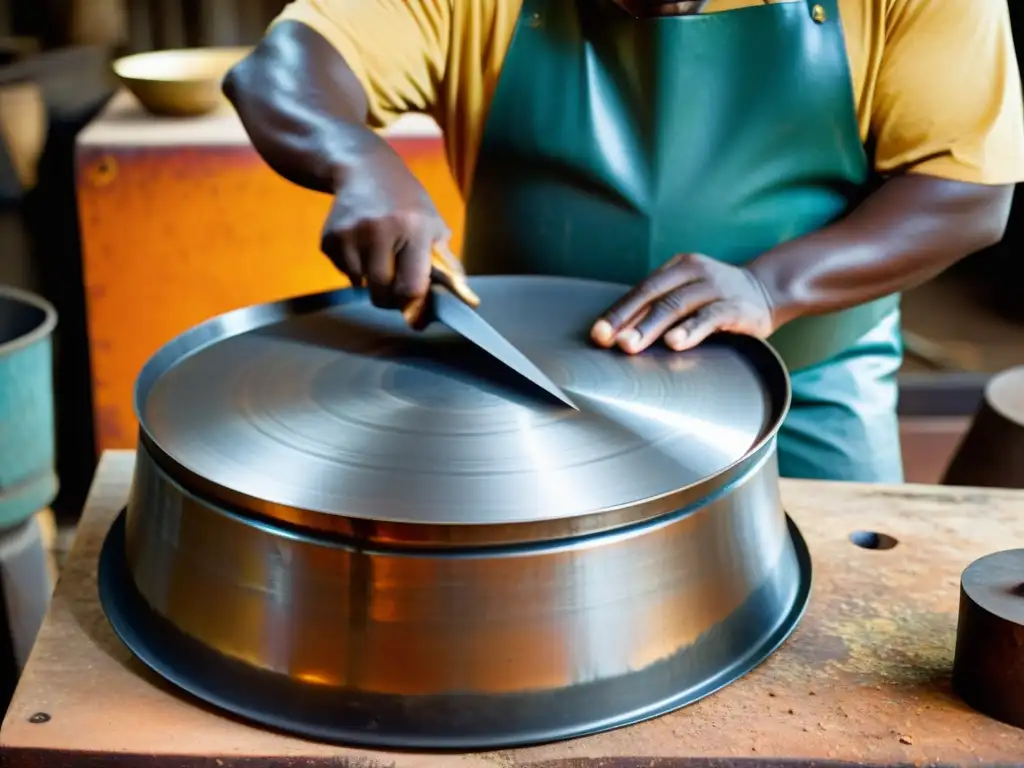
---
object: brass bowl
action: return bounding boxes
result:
[112,47,251,117]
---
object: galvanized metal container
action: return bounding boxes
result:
[0,287,58,529]
[100,276,811,749]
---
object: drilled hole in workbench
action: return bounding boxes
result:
[850,531,898,550]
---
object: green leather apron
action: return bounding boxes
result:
[462,0,904,483]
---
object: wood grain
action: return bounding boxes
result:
[2,451,1024,766]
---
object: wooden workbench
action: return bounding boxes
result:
[3,451,1024,767]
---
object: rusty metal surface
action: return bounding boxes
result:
[501,486,1023,766]
[5,453,1024,766]
[0,755,963,768]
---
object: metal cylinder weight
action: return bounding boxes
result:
[953,549,1024,728]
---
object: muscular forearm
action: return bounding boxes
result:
[224,20,456,311]
[222,20,395,194]
[749,175,1015,326]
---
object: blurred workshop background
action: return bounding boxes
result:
[0,0,1023,704]
[0,1,1020,521]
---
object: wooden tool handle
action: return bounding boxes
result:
[402,245,480,328]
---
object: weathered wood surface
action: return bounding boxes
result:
[3,450,1024,767]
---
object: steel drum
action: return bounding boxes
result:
[99,275,811,749]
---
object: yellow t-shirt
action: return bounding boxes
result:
[272,0,1024,196]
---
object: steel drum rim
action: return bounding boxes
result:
[98,507,812,749]
[137,428,782,546]
[133,276,792,539]
[133,433,779,552]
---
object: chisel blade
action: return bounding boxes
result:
[429,285,579,410]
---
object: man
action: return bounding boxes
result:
[223,0,1024,483]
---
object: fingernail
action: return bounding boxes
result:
[591,320,614,345]
[618,329,642,353]
[665,329,687,350]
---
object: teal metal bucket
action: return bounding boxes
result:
[0,287,58,529]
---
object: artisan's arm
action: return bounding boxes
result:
[750,176,1014,326]
[753,0,1023,325]
[594,0,1024,353]
[222,21,390,195]
[223,20,465,310]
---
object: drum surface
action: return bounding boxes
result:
[139,276,781,527]
[99,507,812,749]
[103,275,807,749]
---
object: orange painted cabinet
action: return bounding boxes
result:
[77,92,465,451]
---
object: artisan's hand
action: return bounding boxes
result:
[226,22,476,323]
[590,253,776,354]
[321,146,464,314]
[401,248,481,329]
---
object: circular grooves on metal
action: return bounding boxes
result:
[99,509,812,750]
[133,275,791,545]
